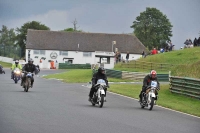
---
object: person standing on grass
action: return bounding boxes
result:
[126,51,129,63]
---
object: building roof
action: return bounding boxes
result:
[26,29,146,54]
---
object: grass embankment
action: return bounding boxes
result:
[44,69,200,117]
[0,61,11,68]
[115,47,200,78]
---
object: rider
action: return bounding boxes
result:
[21,58,38,87]
[88,67,109,102]
[11,60,22,79]
[0,64,3,72]
[139,70,160,102]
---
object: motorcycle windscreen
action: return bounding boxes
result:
[97,79,106,85]
[151,81,157,88]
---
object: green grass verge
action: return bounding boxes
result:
[109,84,200,117]
[44,69,134,83]
[0,61,12,68]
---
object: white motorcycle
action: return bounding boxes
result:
[90,79,107,108]
[140,80,159,110]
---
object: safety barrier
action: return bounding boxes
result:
[120,60,178,71]
[59,63,91,69]
[169,76,200,99]
[105,69,122,78]
[92,68,169,81]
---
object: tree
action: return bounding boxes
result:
[63,28,74,32]
[130,7,173,49]
[62,27,82,32]
[0,25,16,46]
[16,21,50,57]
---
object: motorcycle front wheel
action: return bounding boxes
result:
[25,78,31,92]
[149,97,155,110]
[99,94,104,108]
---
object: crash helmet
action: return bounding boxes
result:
[150,70,157,79]
[15,60,19,65]
[98,67,105,75]
[28,58,34,64]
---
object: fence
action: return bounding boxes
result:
[170,76,200,99]
[0,44,22,59]
[59,63,91,69]
[92,69,169,81]
[120,60,178,71]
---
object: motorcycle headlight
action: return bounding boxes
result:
[16,71,20,74]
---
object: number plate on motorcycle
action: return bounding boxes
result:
[151,81,157,87]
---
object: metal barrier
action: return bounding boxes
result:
[157,74,169,82]
[120,60,178,71]
[170,76,200,99]
[59,63,91,69]
[106,69,122,78]
[92,68,169,81]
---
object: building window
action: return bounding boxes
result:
[101,57,110,64]
[34,50,39,54]
[40,50,45,55]
[59,51,68,56]
[33,50,45,55]
[83,52,92,57]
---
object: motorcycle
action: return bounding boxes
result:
[23,72,33,92]
[140,80,159,110]
[13,68,21,84]
[90,79,107,108]
[0,67,5,74]
[35,64,40,73]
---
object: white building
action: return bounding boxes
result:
[26,29,146,69]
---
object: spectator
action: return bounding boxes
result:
[184,39,193,48]
[115,52,119,64]
[193,38,197,47]
[126,51,129,62]
[160,48,164,53]
[141,51,145,58]
[118,51,121,62]
[168,41,173,51]
[151,48,158,55]
[197,37,200,47]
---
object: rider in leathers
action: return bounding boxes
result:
[89,67,109,101]
[21,58,38,87]
[139,70,160,102]
[11,60,22,79]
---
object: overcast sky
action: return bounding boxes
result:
[0,0,200,49]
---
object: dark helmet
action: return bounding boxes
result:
[28,58,34,64]
[15,60,19,65]
[150,70,157,79]
[98,67,105,74]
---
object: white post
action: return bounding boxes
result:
[112,41,116,53]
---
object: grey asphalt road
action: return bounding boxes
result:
[0,69,199,133]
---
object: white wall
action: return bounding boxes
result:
[120,53,142,61]
[0,56,13,63]
[26,49,116,69]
